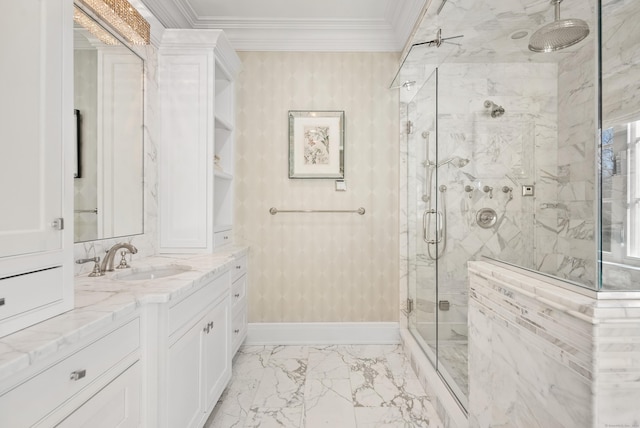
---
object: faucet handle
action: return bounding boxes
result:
[116,251,130,269]
[76,257,104,277]
[483,185,494,199]
[502,186,513,200]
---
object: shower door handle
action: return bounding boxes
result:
[423,209,443,244]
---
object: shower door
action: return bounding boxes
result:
[406,69,438,368]
[406,67,470,410]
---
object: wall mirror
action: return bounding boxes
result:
[73,6,144,243]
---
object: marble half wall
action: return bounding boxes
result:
[468,260,640,427]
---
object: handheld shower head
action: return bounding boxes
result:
[438,156,470,168]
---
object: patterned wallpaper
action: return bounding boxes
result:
[235,51,400,323]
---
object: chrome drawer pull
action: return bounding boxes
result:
[70,369,86,381]
[234,293,240,298]
[234,329,240,334]
[236,265,241,269]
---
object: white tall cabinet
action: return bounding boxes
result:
[0,0,74,336]
[158,30,241,253]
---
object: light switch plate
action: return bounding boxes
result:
[335,180,346,191]
[522,185,535,196]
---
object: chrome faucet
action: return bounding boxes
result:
[101,243,138,273]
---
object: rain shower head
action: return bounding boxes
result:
[528,0,589,53]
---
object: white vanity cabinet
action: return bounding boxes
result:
[150,269,232,428]
[0,316,141,427]
[231,255,248,356]
[158,30,241,253]
[0,0,74,336]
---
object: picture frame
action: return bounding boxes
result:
[74,109,82,178]
[288,110,345,179]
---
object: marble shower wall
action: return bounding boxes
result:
[73,43,159,275]
[405,62,558,342]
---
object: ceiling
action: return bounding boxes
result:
[137,0,427,51]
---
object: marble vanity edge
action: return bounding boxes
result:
[0,245,248,386]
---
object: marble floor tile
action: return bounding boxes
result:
[304,378,357,427]
[250,357,307,408]
[205,378,259,428]
[205,344,443,428]
[307,349,351,379]
[245,407,304,428]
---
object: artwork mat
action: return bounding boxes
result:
[289,110,345,178]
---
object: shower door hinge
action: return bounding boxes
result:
[406,120,413,135]
[406,298,414,314]
[51,218,64,230]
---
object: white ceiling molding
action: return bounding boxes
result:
[139,0,427,51]
[198,18,398,52]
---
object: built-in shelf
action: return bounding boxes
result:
[158,30,240,253]
[213,224,232,233]
[214,170,233,180]
[214,115,233,132]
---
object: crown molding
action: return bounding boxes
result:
[196,18,400,51]
[140,0,427,52]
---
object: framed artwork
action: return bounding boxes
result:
[288,110,344,178]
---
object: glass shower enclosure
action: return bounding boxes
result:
[397,0,640,411]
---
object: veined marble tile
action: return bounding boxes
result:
[270,345,309,360]
[204,378,259,428]
[250,358,307,408]
[233,346,273,380]
[304,378,356,427]
[245,407,303,428]
[306,349,350,379]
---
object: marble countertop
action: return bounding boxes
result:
[0,245,248,385]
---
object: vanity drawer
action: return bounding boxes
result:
[0,266,63,322]
[0,317,140,427]
[168,270,230,337]
[231,306,247,355]
[214,229,232,248]
[231,255,247,282]
[231,274,246,312]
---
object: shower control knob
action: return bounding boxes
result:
[483,185,493,199]
[464,185,474,198]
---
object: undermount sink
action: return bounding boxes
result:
[111,264,192,281]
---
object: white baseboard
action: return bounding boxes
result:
[245,322,401,345]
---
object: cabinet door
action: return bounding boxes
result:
[55,362,141,428]
[0,0,68,260]
[167,318,205,428]
[203,295,231,412]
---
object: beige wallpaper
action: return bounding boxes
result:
[235,51,400,323]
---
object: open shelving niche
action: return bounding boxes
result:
[213,60,234,235]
